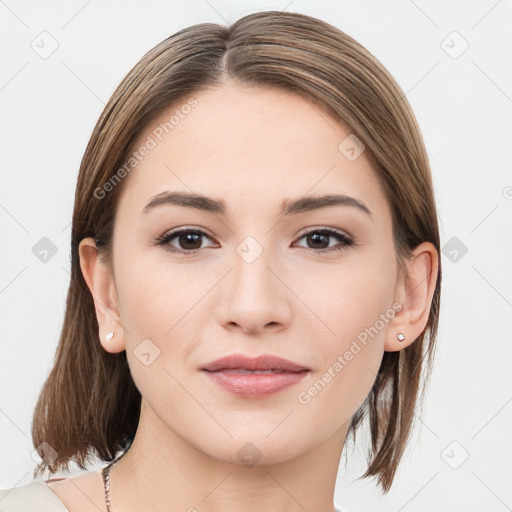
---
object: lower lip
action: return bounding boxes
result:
[203,370,309,398]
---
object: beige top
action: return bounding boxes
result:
[0,479,346,511]
[0,479,69,512]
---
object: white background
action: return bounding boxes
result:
[1,1,511,510]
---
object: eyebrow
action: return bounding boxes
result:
[142,191,372,217]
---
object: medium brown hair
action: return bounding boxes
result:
[32,10,441,493]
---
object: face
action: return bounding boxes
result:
[103,81,402,465]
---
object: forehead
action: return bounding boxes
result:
[116,81,388,220]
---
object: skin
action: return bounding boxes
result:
[48,80,438,512]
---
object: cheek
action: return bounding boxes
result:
[114,247,205,337]
[294,287,391,432]
[292,253,396,417]
[113,252,209,386]
[295,341,382,442]
[292,252,397,348]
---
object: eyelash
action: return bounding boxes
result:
[154,227,355,255]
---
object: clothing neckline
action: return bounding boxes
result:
[42,479,71,511]
[39,477,346,512]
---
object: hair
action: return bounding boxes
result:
[31,10,441,493]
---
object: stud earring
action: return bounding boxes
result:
[106,330,115,341]
[396,332,405,342]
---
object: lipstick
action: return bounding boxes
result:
[201,353,310,398]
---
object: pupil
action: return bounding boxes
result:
[309,233,328,249]
[180,232,201,250]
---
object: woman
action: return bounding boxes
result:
[0,10,440,512]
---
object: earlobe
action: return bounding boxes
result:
[385,242,439,352]
[78,237,126,353]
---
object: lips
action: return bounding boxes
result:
[201,353,309,373]
[201,354,310,398]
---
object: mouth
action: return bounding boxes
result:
[211,368,304,374]
[201,353,310,398]
[201,353,310,372]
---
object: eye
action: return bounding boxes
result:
[154,228,216,255]
[293,228,354,253]
[154,226,354,256]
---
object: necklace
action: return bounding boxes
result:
[101,450,128,512]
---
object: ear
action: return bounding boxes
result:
[78,237,126,354]
[384,241,439,352]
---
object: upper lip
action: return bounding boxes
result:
[201,353,310,372]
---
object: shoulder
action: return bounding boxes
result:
[0,479,69,512]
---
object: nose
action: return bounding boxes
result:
[215,245,292,335]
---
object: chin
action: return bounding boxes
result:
[191,429,309,468]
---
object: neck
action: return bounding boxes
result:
[109,399,347,512]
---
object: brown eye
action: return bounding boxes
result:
[305,232,330,249]
[295,228,353,252]
[176,231,203,250]
[155,228,215,254]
